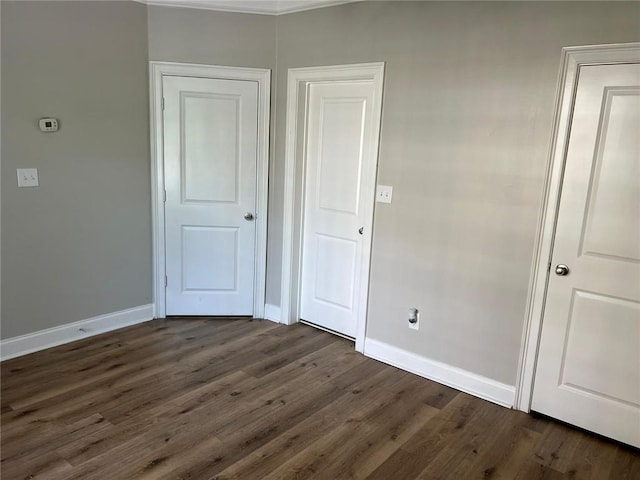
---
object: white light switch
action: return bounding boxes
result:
[17,168,39,187]
[376,185,393,203]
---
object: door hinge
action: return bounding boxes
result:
[163,189,167,203]
[165,275,168,287]
[547,262,552,273]
[161,97,165,110]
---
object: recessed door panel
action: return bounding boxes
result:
[182,94,239,204]
[317,99,366,215]
[561,290,640,406]
[164,76,257,315]
[313,234,357,310]
[181,226,238,292]
[581,89,640,262]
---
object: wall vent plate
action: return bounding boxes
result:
[39,118,59,132]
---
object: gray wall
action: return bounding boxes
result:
[272,1,640,384]
[147,5,276,68]
[1,1,151,338]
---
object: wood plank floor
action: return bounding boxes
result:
[1,318,638,479]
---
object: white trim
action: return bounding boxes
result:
[149,62,270,319]
[263,303,282,323]
[0,305,154,361]
[280,62,385,353]
[138,0,363,15]
[514,43,640,412]
[364,339,515,408]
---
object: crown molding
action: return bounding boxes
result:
[137,0,363,15]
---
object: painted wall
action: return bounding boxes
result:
[1,1,151,338]
[147,5,276,68]
[271,1,640,384]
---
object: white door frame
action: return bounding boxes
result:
[280,63,385,352]
[149,61,271,319]
[514,43,640,412]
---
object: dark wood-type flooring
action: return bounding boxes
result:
[2,318,638,479]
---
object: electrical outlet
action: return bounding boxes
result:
[376,185,393,203]
[408,308,419,330]
[17,168,39,187]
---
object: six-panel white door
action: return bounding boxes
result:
[300,81,377,338]
[532,63,640,447]
[163,76,258,315]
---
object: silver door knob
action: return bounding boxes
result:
[243,212,254,221]
[555,264,570,276]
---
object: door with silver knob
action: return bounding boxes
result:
[299,80,379,339]
[163,75,258,316]
[532,61,640,448]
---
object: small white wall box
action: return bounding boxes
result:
[39,118,59,132]
[17,168,39,187]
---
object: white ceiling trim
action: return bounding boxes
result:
[137,0,364,15]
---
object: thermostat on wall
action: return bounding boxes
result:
[39,118,59,132]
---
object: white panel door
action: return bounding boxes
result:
[163,76,258,315]
[532,63,640,447]
[300,81,376,338]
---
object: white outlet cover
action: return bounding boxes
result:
[17,168,39,187]
[376,185,393,203]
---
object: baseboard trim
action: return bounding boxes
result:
[263,303,282,324]
[364,338,515,408]
[0,304,154,361]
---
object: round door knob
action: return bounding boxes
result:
[555,264,570,276]
[243,212,254,221]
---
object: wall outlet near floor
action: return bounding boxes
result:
[408,308,419,330]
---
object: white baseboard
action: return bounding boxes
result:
[0,304,154,361]
[263,303,282,324]
[364,338,515,408]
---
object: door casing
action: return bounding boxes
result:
[514,43,640,412]
[149,62,271,319]
[280,63,385,352]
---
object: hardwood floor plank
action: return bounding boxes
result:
[264,388,440,480]
[5,320,277,430]
[1,319,247,410]
[414,398,516,479]
[211,358,395,480]
[531,421,583,474]
[364,393,489,480]
[561,435,619,480]
[464,412,542,480]
[1,413,110,465]
[1,449,73,480]
[1,318,637,480]
[53,371,248,466]
[608,444,640,480]
[514,459,567,480]
[158,354,365,478]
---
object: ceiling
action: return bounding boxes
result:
[138,0,364,15]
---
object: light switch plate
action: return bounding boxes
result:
[17,168,39,187]
[376,185,393,203]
